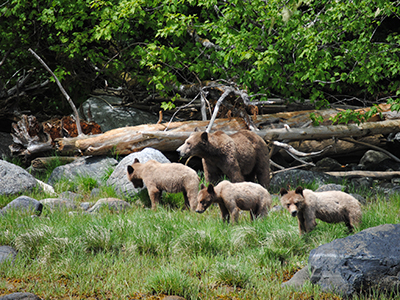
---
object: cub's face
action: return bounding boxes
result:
[280,187,305,217]
[196,184,216,213]
[127,164,144,188]
[176,131,207,157]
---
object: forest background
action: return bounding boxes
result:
[1,0,400,126]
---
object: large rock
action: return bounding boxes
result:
[0,246,17,264]
[270,169,339,189]
[309,224,400,296]
[0,293,42,300]
[48,156,118,186]
[79,95,160,132]
[0,160,38,196]
[107,147,170,197]
[358,150,400,171]
[87,198,132,213]
[1,196,43,216]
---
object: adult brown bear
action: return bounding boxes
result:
[177,130,270,187]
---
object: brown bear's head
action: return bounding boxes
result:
[176,130,209,158]
[195,183,216,213]
[279,186,305,217]
[127,158,144,188]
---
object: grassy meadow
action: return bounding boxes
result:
[1,162,400,299]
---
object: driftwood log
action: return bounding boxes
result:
[54,116,400,157]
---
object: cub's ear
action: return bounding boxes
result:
[280,188,288,196]
[201,132,208,143]
[194,127,200,132]
[207,183,215,194]
[295,186,304,196]
[127,165,134,174]
[134,158,140,164]
[200,183,206,189]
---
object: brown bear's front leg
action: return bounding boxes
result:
[302,208,317,233]
[297,212,307,235]
[203,159,223,185]
[148,187,161,210]
[218,203,230,223]
[223,161,245,183]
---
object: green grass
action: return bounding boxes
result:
[1,173,400,299]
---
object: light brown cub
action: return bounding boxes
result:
[196,180,272,223]
[127,159,199,211]
[280,186,362,235]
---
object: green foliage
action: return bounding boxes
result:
[2,0,400,116]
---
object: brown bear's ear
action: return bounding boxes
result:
[280,188,288,196]
[200,183,206,189]
[207,184,215,194]
[134,158,140,164]
[127,165,134,174]
[295,186,304,196]
[201,132,208,143]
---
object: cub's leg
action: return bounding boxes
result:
[148,187,161,210]
[218,203,230,223]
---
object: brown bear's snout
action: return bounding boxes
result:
[196,209,205,214]
[291,210,298,217]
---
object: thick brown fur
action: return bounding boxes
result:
[127,159,199,211]
[280,186,362,235]
[196,180,272,223]
[177,130,270,187]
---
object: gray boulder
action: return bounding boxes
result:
[281,266,310,289]
[0,246,17,264]
[0,293,41,300]
[1,196,43,216]
[87,198,132,213]
[48,156,118,186]
[270,170,338,189]
[40,198,77,210]
[107,148,170,197]
[79,95,160,132]
[0,160,38,196]
[309,224,400,296]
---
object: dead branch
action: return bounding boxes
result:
[271,141,332,157]
[339,137,400,163]
[28,48,83,136]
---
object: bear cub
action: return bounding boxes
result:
[280,186,362,235]
[177,130,270,187]
[196,180,272,223]
[127,158,199,211]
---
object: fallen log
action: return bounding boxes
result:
[56,118,248,156]
[325,171,400,179]
[54,116,400,157]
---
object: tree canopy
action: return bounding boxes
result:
[1,0,400,119]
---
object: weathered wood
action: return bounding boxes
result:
[325,171,400,179]
[261,119,400,141]
[56,118,248,155]
[55,115,400,157]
